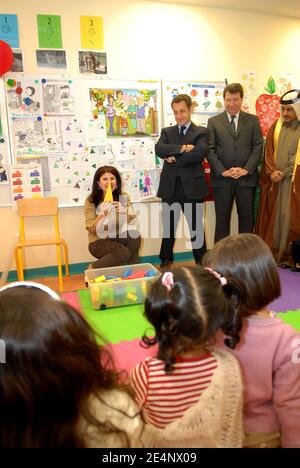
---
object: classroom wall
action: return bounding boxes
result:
[1,0,300,274]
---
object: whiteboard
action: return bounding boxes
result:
[2,74,162,207]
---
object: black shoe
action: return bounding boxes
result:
[290,266,300,272]
[159,261,173,271]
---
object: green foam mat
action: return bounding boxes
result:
[278,309,300,332]
[78,289,154,344]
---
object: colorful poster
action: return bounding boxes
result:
[162,81,225,127]
[0,14,19,48]
[37,15,62,49]
[90,87,159,137]
[80,16,104,50]
[10,163,43,208]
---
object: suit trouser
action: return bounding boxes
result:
[213,183,255,243]
[159,178,205,264]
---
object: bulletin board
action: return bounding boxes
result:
[1,74,162,207]
[162,80,225,127]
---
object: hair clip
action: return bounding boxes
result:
[161,272,174,291]
[0,281,60,301]
[205,267,227,286]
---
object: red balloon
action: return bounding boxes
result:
[0,40,14,77]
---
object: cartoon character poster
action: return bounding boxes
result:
[90,87,159,137]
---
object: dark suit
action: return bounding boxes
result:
[207,111,263,242]
[155,123,209,264]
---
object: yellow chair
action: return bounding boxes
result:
[14,197,70,292]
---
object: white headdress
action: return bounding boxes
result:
[280,89,300,121]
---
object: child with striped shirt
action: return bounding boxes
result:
[130,265,245,448]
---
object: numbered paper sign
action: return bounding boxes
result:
[80,16,104,50]
[0,14,19,48]
[37,15,62,49]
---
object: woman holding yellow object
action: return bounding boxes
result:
[84,166,141,269]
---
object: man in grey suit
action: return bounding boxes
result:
[207,83,263,243]
[155,94,209,267]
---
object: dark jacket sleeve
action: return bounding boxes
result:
[175,128,209,168]
[206,118,227,176]
[243,116,263,174]
[155,128,183,158]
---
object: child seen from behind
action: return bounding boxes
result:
[131,265,244,448]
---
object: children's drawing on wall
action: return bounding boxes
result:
[6,79,42,115]
[139,170,153,197]
[85,116,107,147]
[43,81,75,116]
[240,70,257,96]
[277,73,294,97]
[43,117,64,152]
[90,87,159,137]
[12,117,45,154]
[121,171,140,201]
[78,51,107,75]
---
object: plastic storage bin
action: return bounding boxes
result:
[84,263,160,309]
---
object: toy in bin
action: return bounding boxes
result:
[84,263,160,310]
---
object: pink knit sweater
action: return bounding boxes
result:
[223,315,300,448]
